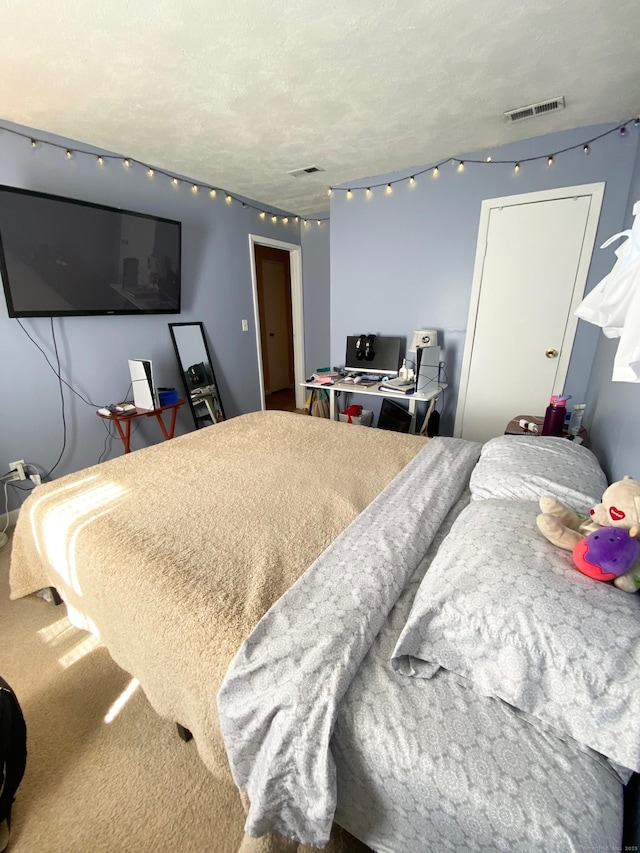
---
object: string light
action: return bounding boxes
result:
[7,115,634,228]
[346,189,352,199]
[259,211,266,219]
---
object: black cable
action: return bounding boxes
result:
[16,319,103,407]
[42,319,67,479]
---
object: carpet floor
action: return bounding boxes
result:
[0,531,373,853]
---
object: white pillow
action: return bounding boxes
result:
[469,435,607,514]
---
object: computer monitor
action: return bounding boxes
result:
[344,335,403,376]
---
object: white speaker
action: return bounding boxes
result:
[410,329,438,350]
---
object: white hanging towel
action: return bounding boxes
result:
[574,202,640,381]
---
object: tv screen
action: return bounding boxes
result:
[0,185,181,317]
[344,335,403,376]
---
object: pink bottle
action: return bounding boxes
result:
[541,394,571,436]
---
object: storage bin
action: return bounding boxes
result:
[339,409,373,427]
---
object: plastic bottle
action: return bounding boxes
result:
[399,359,409,381]
[568,403,586,436]
[541,394,571,436]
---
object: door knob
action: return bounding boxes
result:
[545,348,558,359]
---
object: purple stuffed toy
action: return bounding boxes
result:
[573,525,640,583]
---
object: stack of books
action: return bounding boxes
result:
[311,370,340,385]
[378,378,415,394]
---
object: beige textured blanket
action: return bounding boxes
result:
[10,411,425,852]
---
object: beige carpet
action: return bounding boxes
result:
[0,532,371,853]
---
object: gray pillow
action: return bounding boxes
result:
[469,435,607,514]
[392,499,640,775]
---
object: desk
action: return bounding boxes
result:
[97,399,185,453]
[302,381,447,435]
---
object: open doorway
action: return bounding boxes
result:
[249,235,305,412]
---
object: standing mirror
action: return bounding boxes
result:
[169,322,225,429]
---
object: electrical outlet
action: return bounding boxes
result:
[9,460,26,481]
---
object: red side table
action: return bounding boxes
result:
[97,400,185,453]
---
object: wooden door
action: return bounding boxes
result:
[255,245,294,394]
[455,185,604,443]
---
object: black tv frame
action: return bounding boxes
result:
[0,185,182,318]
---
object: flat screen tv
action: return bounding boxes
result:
[0,185,181,317]
[344,334,403,376]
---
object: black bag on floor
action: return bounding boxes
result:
[0,675,27,831]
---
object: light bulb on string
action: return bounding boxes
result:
[66,149,73,159]
[327,188,332,197]
[209,189,216,198]
[386,183,392,195]
[191,184,198,193]
[97,156,105,166]
[226,195,232,204]
[171,177,178,186]
[346,189,352,199]
[547,156,554,167]
[457,161,465,172]
[294,216,299,223]
[409,176,416,187]
[486,156,492,162]
[317,219,321,226]
[433,166,439,178]
[259,211,266,219]
[366,188,372,198]
[514,163,520,174]
[147,167,154,177]
[123,158,131,168]
[283,217,288,224]
[620,126,628,137]
[271,215,277,223]
[583,144,590,154]
[30,139,37,149]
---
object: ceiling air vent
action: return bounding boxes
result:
[504,96,565,123]
[287,165,324,178]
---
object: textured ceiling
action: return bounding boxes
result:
[1,0,640,215]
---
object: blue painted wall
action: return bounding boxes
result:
[0,121,303,510]
[329,122,639,435]
[584,145,640,481]
[301,217,330,373]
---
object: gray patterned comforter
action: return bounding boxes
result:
[218,437,624,851]
[218,437,482,846]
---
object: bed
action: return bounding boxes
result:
[9,410,640,852]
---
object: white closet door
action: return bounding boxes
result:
[455,185,604,443]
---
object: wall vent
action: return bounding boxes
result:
[504,96,565,123]
[287,165,324,178]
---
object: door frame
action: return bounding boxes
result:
[454,182,605,438]
[249,234,305,411]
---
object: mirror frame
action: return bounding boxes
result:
[168,321,226,429]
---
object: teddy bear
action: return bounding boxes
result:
[536,476,640,592]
